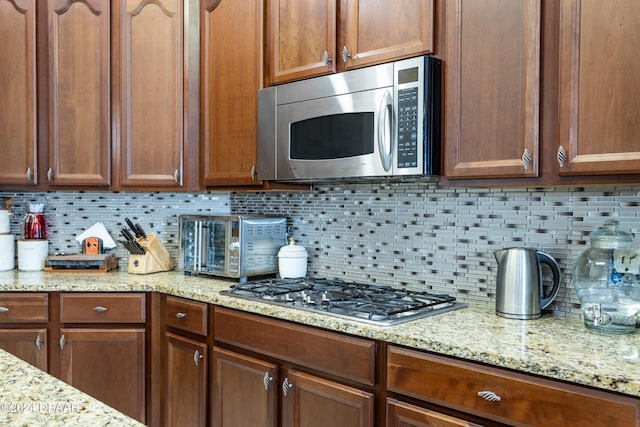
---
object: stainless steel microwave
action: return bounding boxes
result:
[178,215,287,281]
[257,55,441,182]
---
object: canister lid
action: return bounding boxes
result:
[590,219,633,249]
[278,237,308,258]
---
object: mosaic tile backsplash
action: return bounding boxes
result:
[2,182,639,318]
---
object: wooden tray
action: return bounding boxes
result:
[45,254,119,273]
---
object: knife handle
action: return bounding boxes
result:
[125,218,141,237]
[135,223,147,239]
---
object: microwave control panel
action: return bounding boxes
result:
[397,87,419,168]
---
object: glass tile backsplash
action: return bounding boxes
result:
[2,182,639,318]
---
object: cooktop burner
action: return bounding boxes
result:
[221,278,466,326]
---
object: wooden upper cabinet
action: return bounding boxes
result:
[443,0,541,179]
[267,0,337,84]
[340,0,434,72]
[268,0,434,84]
[557,0,640,176]
[46,0,111,186]
[201,0,264,187]
[0,0,38,186]
[115,0,185,188]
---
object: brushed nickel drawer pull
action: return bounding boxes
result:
[321,51,332,66]
[341,45,351,62]
[263,372,273,390]
[557,145,568,168]
[0,306,9,313]
[477,390,501,402]
[175,312,187,319]
[193,350,204,366]
[35,335,43,350]
[59,335,66,350]
[93,306,108,312]
[521,148,532,170]
[282,377,293,397]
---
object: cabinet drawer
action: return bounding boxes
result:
[387,345,640,427]
[60,293,146,323]
[0,293,48,323]
[165,296,208,336]
[214,307,376,386]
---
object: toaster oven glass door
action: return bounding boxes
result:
[203,220,228,274]
[180,219,198,271]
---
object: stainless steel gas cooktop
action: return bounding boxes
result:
[221,278,466,326]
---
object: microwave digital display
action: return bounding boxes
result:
[290,113,374,160]
[398,66,418,84]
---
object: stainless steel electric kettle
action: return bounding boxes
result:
[494,248,561,319]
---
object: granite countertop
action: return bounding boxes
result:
[0,348,143,426]
[1,270,639,399]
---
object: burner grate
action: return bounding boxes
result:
[223,278,465,326]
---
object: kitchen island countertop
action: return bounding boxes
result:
[1,270,639,399]
[0,347,143,426]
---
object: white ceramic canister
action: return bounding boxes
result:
[0,209,9,234]
[0,234,15,271]
[277,237,308,279]
[17,239,48,271]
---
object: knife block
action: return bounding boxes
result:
[127,234,174,274]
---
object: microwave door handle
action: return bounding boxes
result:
[377,90,394,172]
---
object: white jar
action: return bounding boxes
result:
[0,209,9,234]
[0,234,14,271]
[277,238,308,279]
[17,239,48,271]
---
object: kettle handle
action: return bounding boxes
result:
[536,251,562,310]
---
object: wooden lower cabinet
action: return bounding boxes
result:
[282,368,374,427]
[213,307,376,427]
[386,398,482,427]
[165,332,208,427]
[212,346,373,427]
[0,293,49,371]
[212,346,278,427]
[387,345,640,427]
[58,292,147,423]
[59,328,145,422]
[163,295,210,427]
[0,328,47,371]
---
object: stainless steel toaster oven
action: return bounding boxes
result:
[178,215,287,281]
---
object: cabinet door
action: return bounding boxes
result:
[0,329,47,372]
[557,0,640,175]
[201,0,264,187]
[47,0,111,186]
[0,0,38,186]
[387,345,639,427]
[267,0,337,84]
[443,0,541,179]
[281,369,374,427]
[212,346,278,427]
[165,333,207,427]
[59,328,145,423]
[340,0,434,71]
[386,398,482,427]
[116,0,184,188]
